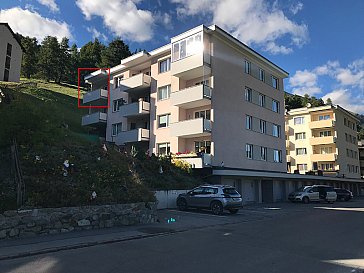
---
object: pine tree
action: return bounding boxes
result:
[79,38,105,68]
[99,38,132,68]
[68,44,80,84]
[38,36,60,82]
[56,37,71,83]
[19,35,39,78]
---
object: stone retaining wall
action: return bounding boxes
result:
[0,202,157,239]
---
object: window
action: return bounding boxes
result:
[114,75,124,88]
[295,132,306,140]
[6,43,12,56]
[5,56,11,70]
[272,124,280,137]
[244,60,251,74]
[273,150,282,162]
[319,115,330,120]
[111,123,122,136]
[246,144,253,159]
[260,147,267,161]
[171,33,202,62]
[157,85,171,101]
[259,119,266,134]
[246,115,252,130]
[319,163,334,171]
[345,133,348,141]
[245,87,252,102]
[259,69,265,82]
[319,131,332,137]
[158,114,170,128]
[297,164,308,171]
[294,117,304,125]
[3,69,9,82]
[158,143,170,155]
[353,136,357,144]
[194,110,210,120]
[159,58,171,73]
[296,148,307,155]
[203,187,218,194]
[344,118,347,126]
[194,141,211,154]
[271,76,279,89]
[258,93,265,107]
[320,147,332,154]
[272,100,280,113]
[113,99,124,112]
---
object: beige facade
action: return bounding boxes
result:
[286,105,361,179]
[0,23,23,82]
[83,25,288,172]
[359,141,364,178]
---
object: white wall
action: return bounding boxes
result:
[155,190,189,209]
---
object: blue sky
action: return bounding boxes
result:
[1,0,363,113]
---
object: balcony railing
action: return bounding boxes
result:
[81,112,107,126]
[174,153,212,168]
[170,85,212,109]
[83,88,108,104]
[114,128,150,145]
[118,73,151,92]
[170,118,212,138]
[171,52,211,80]
[309,119,335,129]
[309,136,335,146]
[311,153,336,162]
[121,101,150,117]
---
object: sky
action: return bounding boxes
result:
[0,0,363,113]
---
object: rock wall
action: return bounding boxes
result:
[0,202,157,239]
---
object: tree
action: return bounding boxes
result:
[67,44,80,84]
[55,37,71,83]
[79,38,105,68]
[37,36,60,82]
[326,98,333,105]
[99,38,132,68]
[285,94,303,110]
[19,36,39,78]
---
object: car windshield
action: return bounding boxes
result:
[223,188,239,195]
[296,186,311,192]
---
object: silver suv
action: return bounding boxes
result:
[176,185,243,215]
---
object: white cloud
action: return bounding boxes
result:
[290,2,303,15]
[323,89,364,114]
[0,7,72,41]
[76,0,154,42]
[86,26,107,41]
[37,0,59,13]
[171,0,309,55]
[289,69,321,95]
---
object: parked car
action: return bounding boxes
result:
[334,188,353,201]
[288,185,337,204]
[176,185,243,215]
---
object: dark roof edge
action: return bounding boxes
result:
[0,23,25,52]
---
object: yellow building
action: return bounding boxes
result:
[286,105,360,179]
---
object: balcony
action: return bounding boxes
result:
[174,153,212,168]
[309,136,335,146]
[170,85,211,109]
[311,153,336,162]
[171,53,211,80]
[81,112,107,126]
[121,101,150,117]
[286,140,293,149]
[170,118,212,138]
[309,119,335,129]
[119,73,151,92]
[114,128,150,145]
[83,88,108,104]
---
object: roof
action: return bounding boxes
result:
[0,23,25,52]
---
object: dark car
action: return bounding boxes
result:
[176,185,243,215]
[334,188,353,201]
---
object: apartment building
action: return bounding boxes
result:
[0,23,23,82]
[286,105,361,179]
[359,141,364,178]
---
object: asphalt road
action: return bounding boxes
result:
[2,200,364,273]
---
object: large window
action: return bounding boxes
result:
[296,148,307,155]
[319,114,330,120]
[259,69,265,82]
[320,147,332,154]
[297,164,307,171]
[6,43,12,56]
[246,144,253,159]
[158,143,170,155]
[272,124,281,137]
[320,163,334,171]
[260,147,267,161]
[5,56,11,70]
[319,131,332,137]
[273,150,282,162]
[244,60,251,74]
[194,109,210,120]
[272,100,280,113]
[246,115,252,130]
[295,132,306,140]
[113,99,124,112]
[194,141,211,153]
[258,93,266,107]
[3,69,9,82]
[271,76,279,89]
[259,119,266,134]
[111,123,122,136]
[171,32,202,62]
[158,114,170,128]
[294,117,304,125]
[245,87,252,102]
[157,85,171,101]
[159,58,171,73]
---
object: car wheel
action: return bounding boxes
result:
[302,197,309,204]
[229,209,239,214]
[211,201,223,215]
[177,198,188,211]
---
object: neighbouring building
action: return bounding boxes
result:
[359,141,364,178]
[285,104,361,179]
[82,25,363,202]
[0,23,23,82]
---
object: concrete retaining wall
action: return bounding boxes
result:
[155,190,189,209]
[0,202,157,240]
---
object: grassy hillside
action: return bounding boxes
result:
[0,80,201,212]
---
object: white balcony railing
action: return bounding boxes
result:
[81,112,107,126]
[83,88,108,104]
[119,73,151,92]
[170,118,212,138]
[114,128,150,145]
[174,153,212,168]
[171,85,211,109]
[121,101,150,117]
